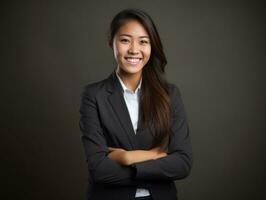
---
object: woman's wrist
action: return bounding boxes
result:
[107,147,167,166]
[125,150,164,165]
[107,148,128,165]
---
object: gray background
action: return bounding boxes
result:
[1,0,266,200]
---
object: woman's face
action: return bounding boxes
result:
[112,20,151,76]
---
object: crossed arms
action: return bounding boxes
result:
[107,147,167,166]
[79,84,193,186]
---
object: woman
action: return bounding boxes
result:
[79,8,192,200]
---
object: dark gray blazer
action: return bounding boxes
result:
[79,70,193,200]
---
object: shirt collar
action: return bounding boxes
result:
[115,71,142,94]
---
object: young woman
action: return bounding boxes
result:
[79,9,193,200]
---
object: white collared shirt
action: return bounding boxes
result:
[116,71,151,198]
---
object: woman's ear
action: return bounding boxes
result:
[108,41,113,49]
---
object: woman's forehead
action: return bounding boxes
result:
[117,20,149,37]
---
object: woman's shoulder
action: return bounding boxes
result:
[166,82,181,98]
[80,77,108,99]
[83,79,106,91]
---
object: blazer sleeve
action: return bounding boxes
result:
[133,85,193,181]
[79,85,137,186]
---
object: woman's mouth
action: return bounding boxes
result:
[124,57,142,65]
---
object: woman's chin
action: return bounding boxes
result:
[120,65,143,74]
[124,68,143,75]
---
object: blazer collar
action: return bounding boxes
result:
[106,69,138,149]
[106,69,123,94]
[115,70,142,94]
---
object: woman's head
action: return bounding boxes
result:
[108,9,167,76]
[110,19,151,76]
[108,9,172,149]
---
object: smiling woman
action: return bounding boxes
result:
[111,20,151,79]
[79,8,193,200]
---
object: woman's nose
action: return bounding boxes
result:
[128,41,139,54]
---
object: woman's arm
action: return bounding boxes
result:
[109,85,193,181]
[80,85,137,186]
[132,85,193,181]
[107,147,167,166]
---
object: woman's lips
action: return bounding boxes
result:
[124,57,142,65]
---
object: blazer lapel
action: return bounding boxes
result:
[106,70,137,149]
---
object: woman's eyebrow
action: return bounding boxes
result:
[119,34,149,38]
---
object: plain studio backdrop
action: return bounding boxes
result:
[1,1,265,200]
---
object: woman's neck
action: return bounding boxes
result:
[116,67,142,92]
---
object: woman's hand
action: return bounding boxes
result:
[107,147,168,166]
[107,147,130,165]
[150,147,168,159]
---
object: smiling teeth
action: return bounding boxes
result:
[125,58,141,64]
[127,58,140,62]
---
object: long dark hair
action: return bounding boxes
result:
[108,9,173,150]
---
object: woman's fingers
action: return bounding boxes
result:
[150,147,158,151]
[155,152,167,159]
[107,149,129,165]
[108,147,125,152]
[108,147,116,152]
[150,147,166,153]
[150,147,167,159]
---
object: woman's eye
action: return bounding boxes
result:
[141,40,149,44]
[121,39,129,43]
